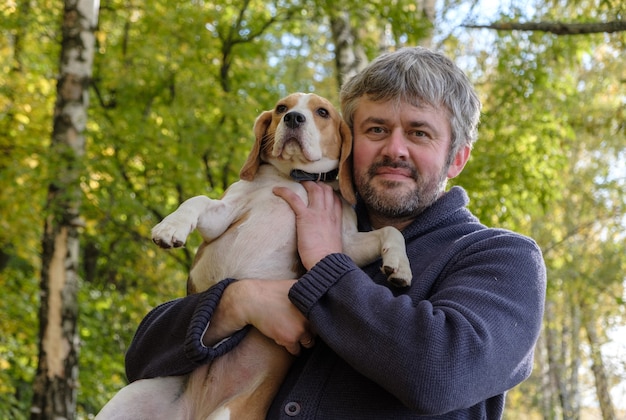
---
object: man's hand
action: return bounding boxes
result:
[273,181,344,270]
[203,279,315,355]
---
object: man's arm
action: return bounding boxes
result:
[125,278,247,381]
[125,277,313,382]
[290,235,546,414]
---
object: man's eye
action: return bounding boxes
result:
[414,130,427,137]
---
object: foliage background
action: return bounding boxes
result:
[1,0,625,418]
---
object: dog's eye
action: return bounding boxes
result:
[316,108,330,118]
[276,104,288,114]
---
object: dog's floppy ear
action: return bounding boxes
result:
[338,120,356,205]
[240,110,273,181]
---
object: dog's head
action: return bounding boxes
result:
[240,93,356,204]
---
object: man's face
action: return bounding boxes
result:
[351,98,469,221]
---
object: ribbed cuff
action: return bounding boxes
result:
[184,278,249,365]
[289,253,357,315]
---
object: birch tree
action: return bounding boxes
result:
[30,1,98,418]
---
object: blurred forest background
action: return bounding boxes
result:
[1,0,625,418]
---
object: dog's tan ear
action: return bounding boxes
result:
[338,120,356,205]
[240,110,273,181]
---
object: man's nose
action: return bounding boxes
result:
[382,129,409,159]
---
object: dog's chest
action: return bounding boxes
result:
[189,177,307,289]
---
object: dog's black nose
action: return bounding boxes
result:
[284,111,306,129]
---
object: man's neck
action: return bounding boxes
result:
[368,212,415,231]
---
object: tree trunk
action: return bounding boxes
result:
[545,299,576,419]
[537,331,558,419]
[330,12,368,87]
[584,315,617,420]
[329,1,436,87]
[415,0,436,47]
[568,303,581,418]
[30,1,98,419]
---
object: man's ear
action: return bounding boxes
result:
[447,145,471,179]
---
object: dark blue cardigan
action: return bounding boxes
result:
[125,186,546,419]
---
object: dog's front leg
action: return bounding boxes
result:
[343,227,412,288]
[152,196,236,248]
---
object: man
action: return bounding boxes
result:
[126,47,546,418]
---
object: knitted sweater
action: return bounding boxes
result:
[125,186,546,419]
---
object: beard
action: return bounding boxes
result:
[355,157,448,219]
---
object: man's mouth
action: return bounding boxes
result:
[376,167,413,177]
[370,162,417,182]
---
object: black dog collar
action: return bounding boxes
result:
[290,168,339,182]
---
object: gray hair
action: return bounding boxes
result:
[340,47,481,155]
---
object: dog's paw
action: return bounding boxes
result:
[151,217,194,248]
[380,251,412,288]
[382,264,412,288]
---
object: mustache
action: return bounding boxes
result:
[368,158,418,180]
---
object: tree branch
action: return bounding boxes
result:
[464,20,626,35]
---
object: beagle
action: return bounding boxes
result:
[97,93,412,420]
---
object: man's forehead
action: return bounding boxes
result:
[356,97,444,120]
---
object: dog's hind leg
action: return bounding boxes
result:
[96,376,188,420]
[190,329,293,420]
